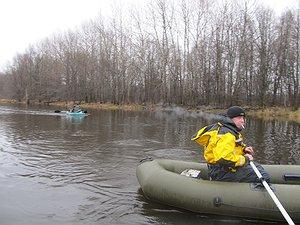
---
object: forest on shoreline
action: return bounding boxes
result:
[0,0,299,110]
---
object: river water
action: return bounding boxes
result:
[0,104,299,225]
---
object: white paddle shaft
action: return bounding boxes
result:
[250,161,295,225]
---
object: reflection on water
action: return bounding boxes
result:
[245,118,300,165]
[0,104,298,225]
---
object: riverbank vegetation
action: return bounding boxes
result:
[246,107,300,122]
[0,98,299,123]
[0,1,299,113]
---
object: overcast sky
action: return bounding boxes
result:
[0,0,299,72]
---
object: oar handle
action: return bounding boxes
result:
[250,161,295,225]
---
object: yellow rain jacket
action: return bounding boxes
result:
[191,120,247,170]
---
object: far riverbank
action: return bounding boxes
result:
[0,99,299,123]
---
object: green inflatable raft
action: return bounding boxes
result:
[136,158,300,222]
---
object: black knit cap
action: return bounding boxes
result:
[226,106,246,118]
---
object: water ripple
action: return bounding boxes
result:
[0,105,298,225]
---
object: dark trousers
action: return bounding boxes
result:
[208,162,271,183]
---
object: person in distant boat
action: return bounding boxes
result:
[192,106,270,183]
[70,104,82,113]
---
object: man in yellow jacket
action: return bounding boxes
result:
[192,106,270,183]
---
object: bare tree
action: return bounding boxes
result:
[0,0,299,109]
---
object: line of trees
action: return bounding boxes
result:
[0,0,299,109]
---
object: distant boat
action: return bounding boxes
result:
[66,111,87,116]
[54,110,88,116]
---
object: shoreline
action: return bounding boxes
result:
[0,99,299,123]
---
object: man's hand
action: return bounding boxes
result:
[244,146,254,155]
[244,153,253,161]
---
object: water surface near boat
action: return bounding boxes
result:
[0,104,298,225]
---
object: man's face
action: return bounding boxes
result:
[232,116,246,129]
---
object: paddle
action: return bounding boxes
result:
[250,161,295,225]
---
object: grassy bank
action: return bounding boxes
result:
[0,99,299,123]
[0,99,147,111]
[246,107,300,122]
[193,106,300,123]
